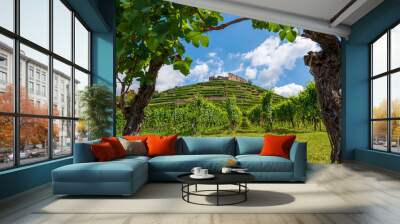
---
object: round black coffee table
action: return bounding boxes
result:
[177,173,255,206]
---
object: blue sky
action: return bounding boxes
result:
[155,13,320,97]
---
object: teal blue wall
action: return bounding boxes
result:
[343,0,400,171]
[0,0,115,200]
[0,158,72,199]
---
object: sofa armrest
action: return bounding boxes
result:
[289,142,307,181]
[73,140,100,163]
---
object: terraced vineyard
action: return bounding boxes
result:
[150,80,284,111]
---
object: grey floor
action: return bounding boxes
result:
[1,163,400,224]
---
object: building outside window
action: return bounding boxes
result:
[371,23,400,154]
[0,0,91,170]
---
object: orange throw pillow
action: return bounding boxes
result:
[101,137,126,158]
[146,135,177,157]
[91,142,117,161]
[260,134,296,159]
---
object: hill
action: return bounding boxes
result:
[150,80,284,111]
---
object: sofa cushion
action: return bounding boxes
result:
[260,134,296,159]
[73,140,100,163]
[91,142,118,162]
[149,154,235,172]
[101,137,127,158]
[178,137,236,155]
[147,135,177,157]
[53,158,147,183]
[236,155,293,172]
[236,137,263,155]
[119,138,147,156]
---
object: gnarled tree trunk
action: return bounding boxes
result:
[123,59,163,135]
[303,30,342,163]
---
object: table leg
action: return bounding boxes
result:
[245,183,247,201]
[195,184,198,192]
[217,184,219,206]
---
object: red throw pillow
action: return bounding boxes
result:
[101,137,126,158]
[260,134,296,159]
[146,135,177,157]
[91,142,117,161]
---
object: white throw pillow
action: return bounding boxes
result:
[119,138,147,156]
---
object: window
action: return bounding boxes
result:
[35,84,40,95]
[28,67,34,80]
[53,0,72,60]
[75,18,90,70]
[28,81,34,94]
[20,0,49,48]
[42,85,46,97]
[0,34,13,113]
[371,23,400,153]
[0,0,91,170]
[0,0,14,31]
[0,71,6,85]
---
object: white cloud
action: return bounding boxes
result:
[243,36,319,87]
[156,65,185,92]
[190,63,209,75]
[245,67,257,79]
[208,52,217,57]
[273,83,304,97]
[230,63,244,74]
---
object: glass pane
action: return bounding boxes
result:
[74,18,89,70]
[74,69,89,118]
[53,119,72,157]
[372,121,388,151]
[53,0,72,60]
[372,77,387,119]
[20,117,49,165]
[391,72,400,118]
[20,0,49,48]
[0,116,14,170]
[391,24,400,70]
[0,0,14,31]
[391,120,400,153]
[75,120,88,143]
[53,59,72,117]
[20,44,49,115]
[0,34,14,112]
[372,33,387,76]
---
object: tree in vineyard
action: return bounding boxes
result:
[116,0,297,135]
[272,98,296,129]
[261,90,274,131]
[225,96,242,131]
[296,82,322,130]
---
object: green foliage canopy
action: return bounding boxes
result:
[116,0,298,89]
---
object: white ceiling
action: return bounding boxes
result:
[169,0,384,37]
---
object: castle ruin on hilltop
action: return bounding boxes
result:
[209,73,248,83]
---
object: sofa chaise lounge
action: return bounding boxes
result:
[52,137,307,196]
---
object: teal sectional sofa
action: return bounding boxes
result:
[52,137,307,196]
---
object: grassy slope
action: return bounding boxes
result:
[150,80,284,111]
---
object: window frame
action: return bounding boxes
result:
[370,21,400,154]
[0,0,92,171]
